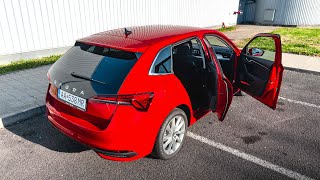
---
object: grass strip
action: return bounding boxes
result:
[0,55,61,75]
[236,28,320,56]
[217,26,236,32]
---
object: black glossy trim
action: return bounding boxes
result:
[93,148,137,158]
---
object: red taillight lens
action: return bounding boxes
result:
[128,93,154,110]
[91,92,154,111]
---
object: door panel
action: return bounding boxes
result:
[213,46,234,81]
[236,33,283,109]
[238,55,272,96]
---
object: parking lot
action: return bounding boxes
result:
[0,70,319,180]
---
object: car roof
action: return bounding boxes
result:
[77,25,214,52]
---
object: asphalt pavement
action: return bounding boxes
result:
[0,70,319,180]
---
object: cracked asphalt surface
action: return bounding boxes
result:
[0,70,319,180]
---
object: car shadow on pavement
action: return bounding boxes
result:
[5,114,89,153]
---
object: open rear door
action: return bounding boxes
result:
[236,33,283,109]
[202,37,233,121]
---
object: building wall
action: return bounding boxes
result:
[243,1,255,23]
[254,0,320,26]
[0,0,239,61]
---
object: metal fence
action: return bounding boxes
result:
[0,0,239,57]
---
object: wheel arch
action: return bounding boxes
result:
[177,104,191,126]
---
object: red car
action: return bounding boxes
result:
[46,25,283,161]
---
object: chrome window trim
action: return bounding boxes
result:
[172,36,197,46]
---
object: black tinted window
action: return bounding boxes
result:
[49,42,141,97]
[75,42,137,60]
[151,46,172,74]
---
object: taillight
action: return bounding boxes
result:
[91,92,154,111]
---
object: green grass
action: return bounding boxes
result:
[0,55,61,75]
[236,27,320,56]
[217,26,236,32]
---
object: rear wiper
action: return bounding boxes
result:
[70,72,106,85]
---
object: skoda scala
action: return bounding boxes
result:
[46,25,283,161]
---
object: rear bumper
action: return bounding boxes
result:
[45,89,163,161]
[46,101,143,161]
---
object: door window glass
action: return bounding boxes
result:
[205,35,234,61]
[151,46,172,74]
[246,37,276,61]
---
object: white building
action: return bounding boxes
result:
[0,0,240,63]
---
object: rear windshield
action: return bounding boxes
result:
[49,42,141,96]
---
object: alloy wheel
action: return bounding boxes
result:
[162,115,186,155]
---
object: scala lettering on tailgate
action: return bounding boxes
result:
[58,89,87,111]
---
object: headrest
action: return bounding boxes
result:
[176,43,191,56]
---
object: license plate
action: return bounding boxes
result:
[58,89,87,111]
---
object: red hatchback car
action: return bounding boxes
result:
[46,25,283,161]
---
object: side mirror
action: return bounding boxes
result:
[248,47,264,56]
[248,47,264,57]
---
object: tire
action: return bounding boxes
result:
[152,108,187,160]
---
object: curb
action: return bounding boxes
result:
[284,66,320,76]
[0,105,46,129]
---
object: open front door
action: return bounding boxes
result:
[236,33,283,109]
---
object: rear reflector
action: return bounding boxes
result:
[49,84,58,96]
[91,92,154,111]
